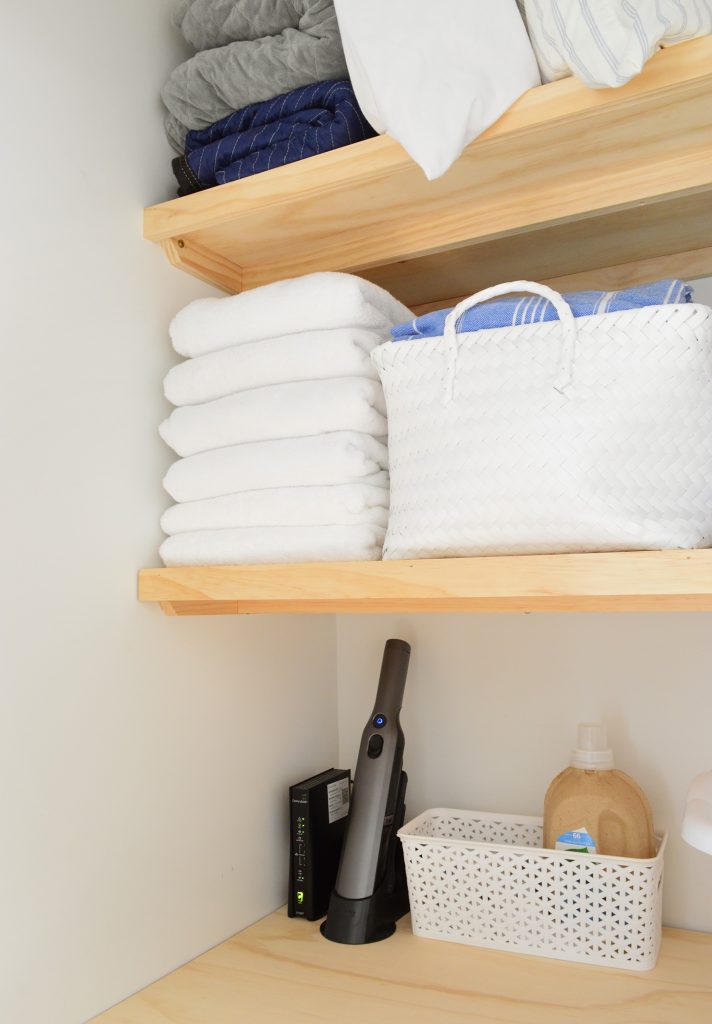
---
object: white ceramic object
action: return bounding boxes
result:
[682,771,712,855]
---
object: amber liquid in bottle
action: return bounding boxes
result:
[543,723,655,859]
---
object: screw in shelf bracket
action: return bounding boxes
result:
[177,239,185,248]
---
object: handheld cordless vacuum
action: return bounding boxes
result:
[322,638,411,944]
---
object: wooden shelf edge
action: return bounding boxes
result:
[138,550,712,616]
[141,37,712,305]
[93,909,712,1023]
[143,37,712,245]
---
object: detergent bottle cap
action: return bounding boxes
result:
[571,723,614,771]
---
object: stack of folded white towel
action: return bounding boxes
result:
[159,272,412,566]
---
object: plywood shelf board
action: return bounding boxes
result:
[376,194,712,312]
[144,38,712,304]
[93,909,712,1023]
[161,237,244,294]
[139,550,712,616]
[143,37,712,242]
[409,242,712,316]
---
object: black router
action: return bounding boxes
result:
[321,638,411,944]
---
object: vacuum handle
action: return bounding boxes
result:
[373,639,410,716]
[333,639,410,901]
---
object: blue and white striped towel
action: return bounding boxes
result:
[391,279,693,341]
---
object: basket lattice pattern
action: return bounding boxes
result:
[399,809,665,970]
[373,303,712,559]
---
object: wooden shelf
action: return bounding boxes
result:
[139,549,712,616]
[94,908,712,1023]
[144,37,712,310]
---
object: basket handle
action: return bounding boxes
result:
[443,280,578,401]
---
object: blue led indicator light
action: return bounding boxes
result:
[373,714,387,728]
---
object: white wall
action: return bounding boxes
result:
[0,5,337,1023]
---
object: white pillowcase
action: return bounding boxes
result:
[523,0,712,88]
[334,0,540,180]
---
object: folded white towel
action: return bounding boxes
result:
[159,377,387,458]
[169,272,413,357]
[160,524,386,566]
[161,482,389,535]
[164,432,389,503]
[164,327,382,407]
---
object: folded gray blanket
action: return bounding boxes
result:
[163,0,348,152]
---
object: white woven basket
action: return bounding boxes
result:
[373,280,712,560]
[398,808,666,971]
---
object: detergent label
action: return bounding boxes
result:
[555,827,597,853]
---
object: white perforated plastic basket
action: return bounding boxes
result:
[398,808,666,971]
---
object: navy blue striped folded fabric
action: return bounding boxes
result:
[173,80,375,194]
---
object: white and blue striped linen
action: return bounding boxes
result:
[520,0,711,88]
[391,279,692,341]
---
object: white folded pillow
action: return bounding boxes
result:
[169,272,413,357]
[522,0,711,88]
[334,0,540,180]
[164,327,381,406]
[159,377,387,457]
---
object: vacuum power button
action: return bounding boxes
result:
[367,734,384,758]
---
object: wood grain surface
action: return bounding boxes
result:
[94,908,712,1023]
[139,550,712,616]
[144,38,712,305]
